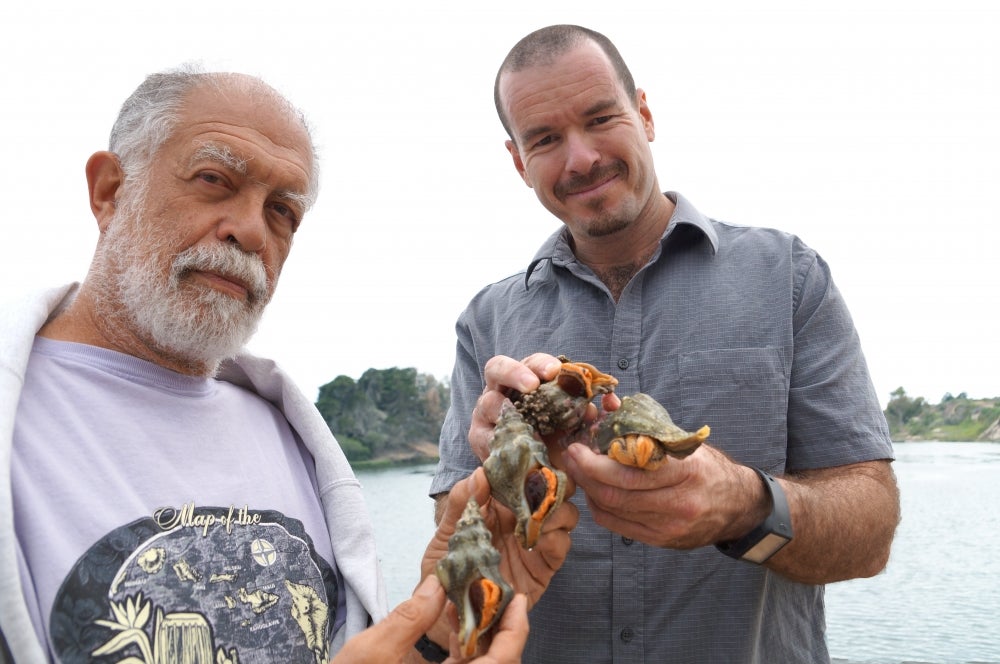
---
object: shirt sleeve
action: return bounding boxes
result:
[428,309,486,495]
[786,241,894,470]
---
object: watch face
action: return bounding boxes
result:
[742,532,791,564]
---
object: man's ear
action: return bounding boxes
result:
[505,139,532,188]
[636,88,655,142]
[85,151,124,232]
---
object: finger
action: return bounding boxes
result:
[540,497,579,534]
[467,467,491,506]
[436,469,493,540]
[562,447,671,522]
[534,500,579,562]
[473,390,509,426]
[477,594,529,663]
[332,576,446,663]
[565,443,681,493]
[483,355,542,395]
[469,406,500,461]
[423,472,481,577]
[442,471,480,523]
[519,353,563,381]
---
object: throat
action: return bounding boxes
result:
[594,263,641,302]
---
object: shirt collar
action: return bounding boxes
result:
[524,191,719,287]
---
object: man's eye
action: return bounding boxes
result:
[269,202,300,230]
[534,135,554,148]
[198,172,225,186]
[592,115,613,125]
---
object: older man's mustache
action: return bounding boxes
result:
[172,244,271,305]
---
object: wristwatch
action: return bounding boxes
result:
[414,633,449,663]
[716,467,793,564]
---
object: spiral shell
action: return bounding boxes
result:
[514,355,618,439]
[484,402,568,549]
[435,498,514,657]
[595,393,710,469]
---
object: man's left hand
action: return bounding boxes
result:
[561,442,767,548]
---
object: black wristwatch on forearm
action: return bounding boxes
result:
[414,633,449,662]
[716,467,793,564]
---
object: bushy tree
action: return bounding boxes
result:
[885,387,926,431]
[315,368,450,462]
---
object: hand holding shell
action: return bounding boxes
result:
[434,498,514,657]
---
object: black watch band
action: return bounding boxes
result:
[414,633,449,663]
[716,467,793,564]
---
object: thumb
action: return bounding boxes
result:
[332,576,446,663]
[439,468,490,537]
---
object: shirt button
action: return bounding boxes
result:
[620,627,634,643]
[617,358,629,370]
[621,536,634,546]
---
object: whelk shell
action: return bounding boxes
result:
[513,355,618,440]
[595,393,710,470]
[484,402,567,549]
[435,498,513,657]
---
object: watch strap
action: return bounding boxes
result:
[716,467,793,564]
[414,633,449,662]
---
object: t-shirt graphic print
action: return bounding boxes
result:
[49,504,339,664]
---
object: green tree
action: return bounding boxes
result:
[315,368,450,462]
[885,387,926,432]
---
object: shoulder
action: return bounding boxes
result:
[709,219,821,275]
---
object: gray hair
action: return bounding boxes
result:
[494,25,637,141]
[108,64,320,209]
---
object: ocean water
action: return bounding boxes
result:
[356,442,1000,664]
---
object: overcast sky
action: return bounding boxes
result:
[3,1,996,408]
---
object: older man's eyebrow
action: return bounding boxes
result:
[276,189,315,213]
[190,141,250,174]
[190,141,315,211]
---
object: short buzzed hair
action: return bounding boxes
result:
[494,25,637,140]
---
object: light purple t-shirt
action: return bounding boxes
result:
[12,338,345,663]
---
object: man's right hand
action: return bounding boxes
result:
[469,353,620,466]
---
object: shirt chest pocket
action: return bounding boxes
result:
[673,347,790,470]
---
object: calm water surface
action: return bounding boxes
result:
[357,442,1000,663]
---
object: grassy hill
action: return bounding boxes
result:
[885,388,1000,442]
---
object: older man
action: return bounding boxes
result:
[432,24,900,662]
[0,66,572,664]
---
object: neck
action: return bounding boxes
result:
[39,285,218,377]
[571,193,675,301]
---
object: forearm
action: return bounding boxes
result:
[765,460,900,584]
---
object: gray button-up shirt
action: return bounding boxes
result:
[430,192,893,663]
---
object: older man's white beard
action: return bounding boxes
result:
[97,202,272,372]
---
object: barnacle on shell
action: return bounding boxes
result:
[514,355,618,439]
[484,402,567,549]
[595,393,710,470]
[435,498,514,657]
